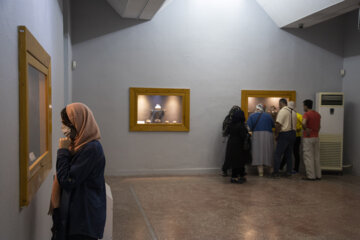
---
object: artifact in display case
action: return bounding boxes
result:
[269,105,278,123]
[18,26,52,207]
[241,90,296,121]
[151,104,165,123]
[130,88,190,131]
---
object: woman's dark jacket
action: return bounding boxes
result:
[225,123,251,168]
[56,140,106,239]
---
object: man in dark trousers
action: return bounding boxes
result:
[272,99,297,178]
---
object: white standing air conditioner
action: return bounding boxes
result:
[316,93,344,172]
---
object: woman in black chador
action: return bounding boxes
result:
[221,106,241,176]
[226,108,251,183]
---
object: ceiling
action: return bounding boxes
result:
[256,0,360,28]
[106,0,170,20]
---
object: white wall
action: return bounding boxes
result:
[0,0,65,239]
[71,0,344,176]
[342,11,360,175]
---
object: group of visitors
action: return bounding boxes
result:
[222,98,321,184]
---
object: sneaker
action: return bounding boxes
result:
[291,170,298,174]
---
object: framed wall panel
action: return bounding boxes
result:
[19,26,52,207]
[130,88,190,132]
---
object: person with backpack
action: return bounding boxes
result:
[226,108,251,183]
[247,104,275,176]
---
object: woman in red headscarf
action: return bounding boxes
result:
[50,103,106,240]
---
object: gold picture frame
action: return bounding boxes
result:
[129,88,190,132]
[19,26,52,207]
[241,90,296,120]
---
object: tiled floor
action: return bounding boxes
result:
[106,174,360,240]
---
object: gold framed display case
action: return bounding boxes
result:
[129,88,190,132]
[19,26,52,207]
[241,90,296,121]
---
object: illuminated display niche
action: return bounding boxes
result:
[241,90,296,121]
[129,88,190,132]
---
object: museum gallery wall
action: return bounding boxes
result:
[71,0,344,176]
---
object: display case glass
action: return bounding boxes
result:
[241,90,296,121]
[28,65,48,167]
[137,95,183,124]
[130,88,190,131]
[19,26,52,207]
[248,97,290,122]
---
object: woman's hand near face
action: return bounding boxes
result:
[59,137,71,149]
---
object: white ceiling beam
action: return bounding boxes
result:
[256,0,360,28]
[107,0,166,20]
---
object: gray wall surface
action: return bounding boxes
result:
[343,11,360,58]
[343,55,360,175]
[343,11,360,175]
[71,0,344,175]
[0,0,65,239]
[64,0,73,105]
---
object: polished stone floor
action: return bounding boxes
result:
[106,174,360,240]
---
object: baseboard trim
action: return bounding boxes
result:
[106,168,220,176]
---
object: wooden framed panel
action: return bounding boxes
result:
[130,88,190,132]
[241,90,296,120]
[19,26,52,207]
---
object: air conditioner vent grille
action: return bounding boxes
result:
[321,94,343,105]
[319,135,342,170]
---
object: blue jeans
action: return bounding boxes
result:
[274,130,296,174]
